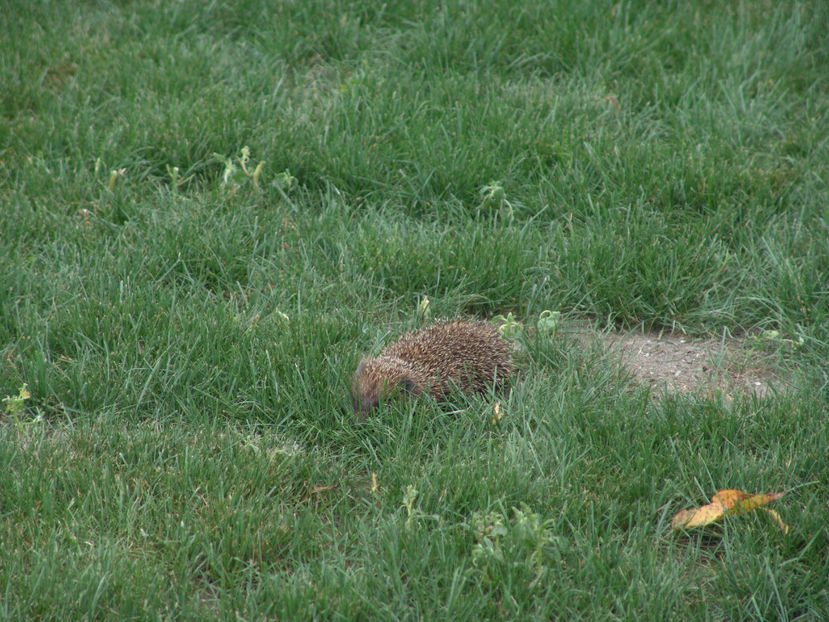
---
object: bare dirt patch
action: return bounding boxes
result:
[572,326,785,399]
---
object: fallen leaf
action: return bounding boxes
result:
[672,489,787,533]
[491,401,503,425]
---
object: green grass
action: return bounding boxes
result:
[2,0,828,619]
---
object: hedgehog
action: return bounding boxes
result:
[352,320,513,418]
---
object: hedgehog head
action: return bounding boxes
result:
[352,357,421,419]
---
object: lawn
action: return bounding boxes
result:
[1,1,828,619]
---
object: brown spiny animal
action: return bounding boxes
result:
[352,320,513,418]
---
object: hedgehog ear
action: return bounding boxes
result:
[355,360,367,376]
[402,377,418,394]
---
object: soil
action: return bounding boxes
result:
[571,325,785,399]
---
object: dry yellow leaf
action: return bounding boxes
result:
[491,401,503,425]
[672,489,787,533]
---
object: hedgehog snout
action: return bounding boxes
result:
[354,394,379,419]
[352,368,418,419]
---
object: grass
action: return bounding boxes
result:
[2,0,828,619]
